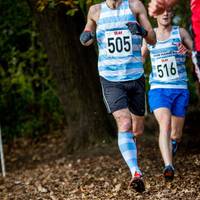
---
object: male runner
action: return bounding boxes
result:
[80,0,156,192]
[148,0,200,83]
[142,8,193,181]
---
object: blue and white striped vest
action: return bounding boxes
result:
[96,0,143,82]
[148,26,188,89]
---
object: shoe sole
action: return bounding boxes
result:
[130,178,145,193]
[164,171,174,181]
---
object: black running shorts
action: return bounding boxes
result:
[100,75,145,116]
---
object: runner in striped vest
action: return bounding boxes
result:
[80,0,156,192]
[148,26,188,89]
[96,0,143,82]
[148,0,200,83]
[142,8,193,181]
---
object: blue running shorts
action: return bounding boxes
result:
[148,88,189,117]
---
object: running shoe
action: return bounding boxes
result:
[171,139,178,157]
[129,171,145,193]
[163,165,174,181]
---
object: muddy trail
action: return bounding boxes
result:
[0,115,200,200]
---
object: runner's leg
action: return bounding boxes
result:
[114,108,141,176]
[170,116,185,156]
[154,108,172,166]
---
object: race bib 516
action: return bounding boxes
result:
[105,30,132,57]
[154,56,179,81]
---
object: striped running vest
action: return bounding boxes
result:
[96,0,143,82]
[148,26,188,89]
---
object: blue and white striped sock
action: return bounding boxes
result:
[118,131,141,177]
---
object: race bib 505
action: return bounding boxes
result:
[105,30,132,57]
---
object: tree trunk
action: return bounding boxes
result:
[27,1,115,151]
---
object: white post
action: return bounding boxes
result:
[0,125,6,177]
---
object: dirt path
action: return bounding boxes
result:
[0,132,200,200]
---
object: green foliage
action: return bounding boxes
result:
[0,0,64,141]
[66,8,79,16]
[37,0,102,16]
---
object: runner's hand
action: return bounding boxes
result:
[126,22,147,37]
[80,31,95,44]
[177,43,188,55]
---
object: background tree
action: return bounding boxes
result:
[26,0,115,151]
[0,0,64,142]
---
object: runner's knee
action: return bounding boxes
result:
[159,120,171,134]
[115,117,132,132]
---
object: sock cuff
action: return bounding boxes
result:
[118,131,134,139]
[165,164,175,170]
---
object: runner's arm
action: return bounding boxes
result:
[180,28,200,82]
[180,28,193,56]
[130,0,156,45]
[80,5,97,46]
[141,40,149,63]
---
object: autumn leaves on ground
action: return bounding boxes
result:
[0,117,200,200]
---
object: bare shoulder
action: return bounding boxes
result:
[89,3,101,13]
[88,4,101,21]
[179,27,188,34]
[179,27,190,38]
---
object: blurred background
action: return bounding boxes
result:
[0,1,200,199]
[0,0,199,150]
